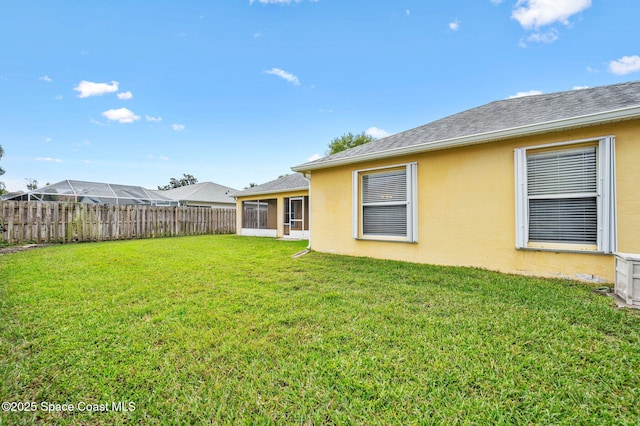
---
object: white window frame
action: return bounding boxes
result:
[352,162,418,242]
[514,136,617,253]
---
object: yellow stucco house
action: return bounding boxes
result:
[292,81,640,283]
[233,173,310,239]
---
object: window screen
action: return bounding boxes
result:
[363,204,408,236]
[362,170,407,204]
[526,147,597,244]
[361,169,408,237]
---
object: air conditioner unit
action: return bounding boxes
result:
[614,252,640,306]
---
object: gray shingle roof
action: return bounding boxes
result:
[232,173,309,197]
[158,181,237,204]
[293,80,640,171]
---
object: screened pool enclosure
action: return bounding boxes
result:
[8,180,178,206]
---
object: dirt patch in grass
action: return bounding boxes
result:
[0,243,50,256]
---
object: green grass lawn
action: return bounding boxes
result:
[1,236,639,425]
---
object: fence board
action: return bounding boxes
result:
[0,201,236,245]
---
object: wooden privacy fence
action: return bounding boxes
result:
[0,201,236,244]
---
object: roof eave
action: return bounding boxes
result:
[292,105,640,172]
[233,186,309,199]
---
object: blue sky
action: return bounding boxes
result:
[1,0,639,192]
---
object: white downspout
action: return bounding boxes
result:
[233,195,239,235]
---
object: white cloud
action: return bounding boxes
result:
[74,80,119,98]
[39,75,52,82]
[512,0,592,29]
[526,29,558,44]
[145,115,162,122]
[148,154,170,161]
[102,108,140,123]
[172,124,186,131]
[449,20,460,31]
[508,90,543,99]
[608,55,640,75]
[44,137,52,142]
[117,91,133,100]
[54,95,63,100]
[366,126,390,139]
[306,153,322,162]
[81,160,92,164]
[35,157,62,163]
[573,85,589,90]
[406,9,411,16]
[265,68,300,86]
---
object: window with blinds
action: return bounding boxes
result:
[527,147,597,244]
[362,170,407,236]
[514,137,617,253]
[353,163,418,242]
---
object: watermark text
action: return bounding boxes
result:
[2,401,136,413]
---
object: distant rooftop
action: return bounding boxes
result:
[5,180,177,205]
[158,181,237,205]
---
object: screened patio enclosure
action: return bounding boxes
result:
[9,180,178,206]
[242,199,278,237]
[240,196,309,239]
[284,196,309,239]
[234,173,310,239]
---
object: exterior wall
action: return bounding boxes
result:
[308,119,640,282]
[241,228,278,238]
[235,189,309,239]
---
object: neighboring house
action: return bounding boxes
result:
[292,81,640,282]
[4,180,178,205]
[158,181,237,208]
[1,191,25,201]
[233,173,310,239]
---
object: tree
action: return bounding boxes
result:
[0,145,5,195]
[158,173,198,190]
[25,178,38,191]
[0,145,4,176]
[326,131,376,155]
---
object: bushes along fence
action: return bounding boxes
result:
[0,201,236,245]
